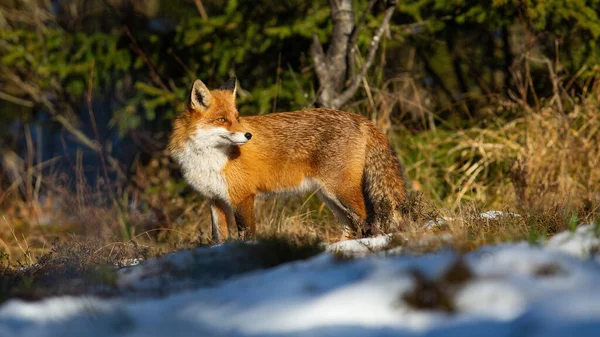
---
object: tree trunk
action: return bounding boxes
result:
[311,0,396,109]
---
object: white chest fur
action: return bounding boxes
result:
[175,146,230,201]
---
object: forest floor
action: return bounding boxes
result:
[0,212,599,337]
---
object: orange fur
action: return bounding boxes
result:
[169,78,406,242]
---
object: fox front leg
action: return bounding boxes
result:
[234,195,256,240]
[210,200,235,243]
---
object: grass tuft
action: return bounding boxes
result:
[0,238,154,304]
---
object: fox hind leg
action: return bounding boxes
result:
[318,192,353,240]
[318,186,368,239]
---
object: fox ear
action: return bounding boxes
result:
[218,77,237,98]
[189,79,212,111]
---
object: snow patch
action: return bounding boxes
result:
[547,224,600,258]
[423,210,521,230]
[1,226,600,336]
[327,235,391,256]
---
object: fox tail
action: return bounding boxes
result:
[362,125,406,235]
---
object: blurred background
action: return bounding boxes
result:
[1,0,600,260]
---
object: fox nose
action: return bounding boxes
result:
[244,132,252,140]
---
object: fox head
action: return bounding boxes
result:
[168,78,251,158]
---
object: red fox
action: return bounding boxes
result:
[169,78,406,242]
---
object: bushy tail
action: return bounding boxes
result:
[362,125,406,235]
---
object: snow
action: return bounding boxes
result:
[547,224,600,258]
[1,224,600,337]
[423,211,521,230]
[327,235,391,256]
[478,211,520,219]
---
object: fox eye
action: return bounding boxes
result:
[216,117,228,123]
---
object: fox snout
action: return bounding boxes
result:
[228,131,252,145]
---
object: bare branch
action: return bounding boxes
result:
[4,72,102,152]
[347,0,378,82]
[123,26,171,92]
[332,1,396,108]
[528,55,564,114]
[0,91,34,107]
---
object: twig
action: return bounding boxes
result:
[193,0,209,20]
[347,0,378,83]
[0,154,60,206]
[33,124,43,210]
[86,61,131,240]
[93,228,194,255]
[4,72,101,152]
[528,56,561,113]
[86,62,111,183]
[2,215,34,265]
[168,48,194,79]
[24,124,40,224]
[361,76,376,120]
[0,91,35,107]
[123,26,171,93]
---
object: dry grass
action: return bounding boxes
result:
[0,234,323,304]
[0,237,147,303]
[1,67,600,283]
[342,60,600,252]
[390,65,600,212]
